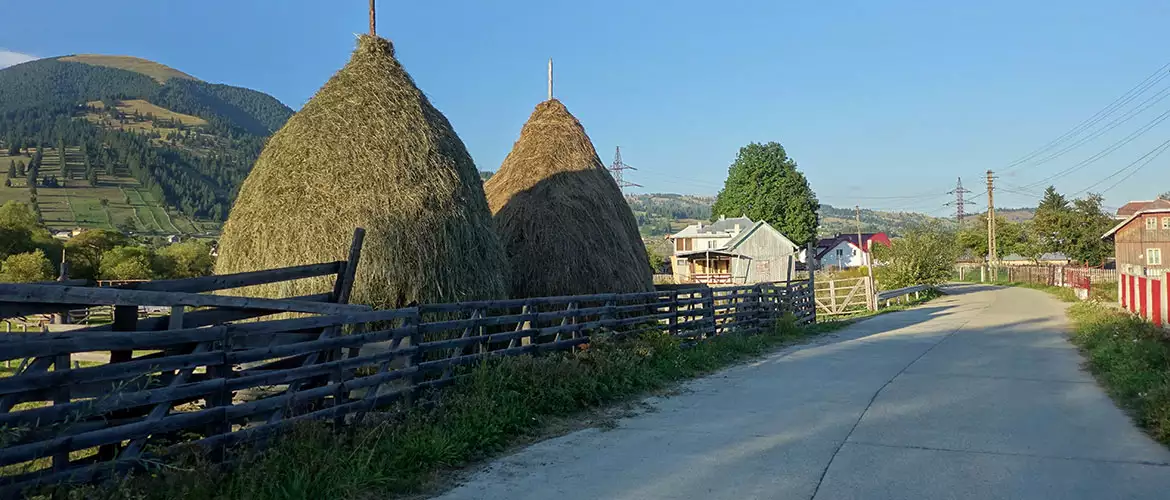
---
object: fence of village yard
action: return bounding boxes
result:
[956,264,1117,286]
[0,228,816,494]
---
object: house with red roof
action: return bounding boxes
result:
[1115,198,1170,220]
[813,233,892,270]
[1102,203,1170,328]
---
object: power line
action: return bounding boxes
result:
[1069,138,1170,197]
[1014,84,1170,170]
[1001,61,1170,173]
[1020,106,1170,189]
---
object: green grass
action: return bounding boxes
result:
[52,319,853,500]
[1066,302,1170,445]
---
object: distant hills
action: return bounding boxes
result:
[626,193,971,239]
[0,54,293,232]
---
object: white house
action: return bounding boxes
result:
[814,233,891,270]
[667,216,799,284]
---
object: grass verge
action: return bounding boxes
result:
[1066,302,1170,445]
[47,318,854,500]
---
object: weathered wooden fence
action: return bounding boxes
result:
[0,242,815,493]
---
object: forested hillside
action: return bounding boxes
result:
[0,56,293,224]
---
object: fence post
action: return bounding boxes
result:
[807,242,816,324]
[406,308,423,407]
[667,290,678,337]
[704,287,716,339]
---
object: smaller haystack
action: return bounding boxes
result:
[215,35,508,308]
[485,99,654,298]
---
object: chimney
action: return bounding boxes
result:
[720,215,726,221]
[733,223,741,233]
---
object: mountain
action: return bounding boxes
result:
[0,55,293,230]
[626,193,951,240]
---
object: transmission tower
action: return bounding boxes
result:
[947,177,972,225]
[609,146,641,195]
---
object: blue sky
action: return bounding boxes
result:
[2,0,1168,215]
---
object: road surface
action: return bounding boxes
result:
[432,284,1170,500]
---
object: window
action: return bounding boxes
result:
[1146,217,1158,230]
[1163,217,1170,229]
[836,249,844,256]
[1148,248,1163,266]
[675,238,692,252]
[708,240,716,249]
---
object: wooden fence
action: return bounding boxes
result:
[0,237,815,494]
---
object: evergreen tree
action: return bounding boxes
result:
[16,161,25,177]
[6,140,18,156]
[6,160,13,179]
[58,138,67,178]
[87,168,98,187]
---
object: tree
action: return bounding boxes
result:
[58,138,67,178]
[1030,186,1073,254]
[6,140,17,156]
[66,229,131,280]
[711,142,819,245]
[17,161,25,177]
[0,249,54,283]
[1064,194,1115,265]
[957,214,1026,259]
[99,246,155,280]
[1161,192,1170,201]
[873,222,959,289]
[87,168,98,187]
[6,160,14,179]
[155,240,215,279]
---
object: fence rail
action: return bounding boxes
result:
[0,244,815,493]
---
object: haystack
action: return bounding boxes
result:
[485,99,654,298]
[216,35,508,308]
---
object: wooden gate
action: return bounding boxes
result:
[814,277,874,316]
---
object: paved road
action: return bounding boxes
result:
[433,284,1170,500]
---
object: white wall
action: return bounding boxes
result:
[821,241,866,269]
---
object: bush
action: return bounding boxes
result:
[155,240,215,279]
[99,246,155,280]
[873,222,958,289]
[0,249,54,282]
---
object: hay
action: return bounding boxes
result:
[485,99,654,298]
[215,35,508,308]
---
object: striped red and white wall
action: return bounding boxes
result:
[1119,272,1169,328]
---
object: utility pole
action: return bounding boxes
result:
[856,205,876,311]
[948,177,971,226]
[986,170,997,272]
[547,57,553,101]
[609,146,641,196]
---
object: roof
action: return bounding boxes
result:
[1002,252,1069,262]
[669,216,754,239]
[1102,208,1170,239]
[723,221,799,252]
[814,233,891,260]
[675,249,741,258]
[1116,199,1170,218]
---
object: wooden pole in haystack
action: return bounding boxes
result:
[547,57,554,101]
[369,0,376,36]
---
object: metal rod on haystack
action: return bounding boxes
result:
[369,0,376,36]
[548,58,554,100]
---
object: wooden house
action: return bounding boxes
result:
[1102,206,1170,327]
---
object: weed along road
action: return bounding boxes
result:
[433,284,1170,500]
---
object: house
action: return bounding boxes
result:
[1000,252,1072,266]
[813,233,892,270]
[667,216,799,285]
[1102,205,1170,327]
[1115,198,1170,220]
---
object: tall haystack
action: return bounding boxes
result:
[215,35,508,308]
[485,99,654,298]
